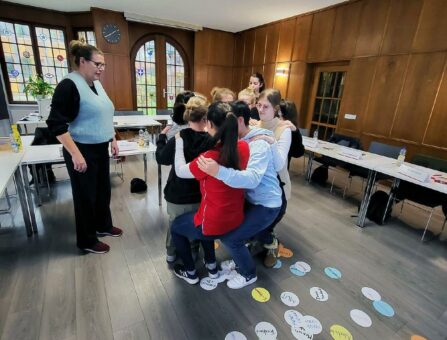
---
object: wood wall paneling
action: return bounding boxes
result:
[232,67,244,93]
[92,8,130,56]
[112,55,133,109]
[207,66,233,90]
[337,57,377,134]
[253,27,267,66]
[412,0,447,53]
[307,8,336,61]
[276,19,296,63]
[391,52,446,142]
[262,64,275,89]
[243,30,255,66]
[265,23,280,64]
[381,0,423,55]
[208,30,234,66]
[362,55,409,137]
[69,12,93,28]
[329,2,362,60]
[194,30,210,64]
[233,33,245,66]
[100,54,116,103]
[292,15,313,62]
[354,0,390,57]
[286,61,310,127]
[423,66,447,149]
[273,63,290,97]
[193,65,208,95]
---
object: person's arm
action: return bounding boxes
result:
[156,128,176,165]
[174,137,194,179]
[198,140,270,189]
[56,132,87,172]
[271,128,292,171]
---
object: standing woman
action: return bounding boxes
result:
[47,40,122,254]
[248,72,265,120]
[256,89,292,266]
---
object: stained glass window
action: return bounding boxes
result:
[77,30,96,46]
[35,27,69,86]
[135,40,157,115]
[0,21,37,101]
[165,42,184,108]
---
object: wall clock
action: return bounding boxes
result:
[102,23,121,44]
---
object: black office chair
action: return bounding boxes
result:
[394,154,447,241]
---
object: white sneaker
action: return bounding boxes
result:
[227,273,257,289]
[220,259,236,271]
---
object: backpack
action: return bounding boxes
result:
[311,165,328,186]
[366,190,392,225]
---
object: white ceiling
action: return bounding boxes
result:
[9,0,347,32]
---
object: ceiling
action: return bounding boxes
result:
[9,0,347,32]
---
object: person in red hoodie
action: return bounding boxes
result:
[171,101,250,284]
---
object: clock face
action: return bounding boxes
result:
[102,23,121,44]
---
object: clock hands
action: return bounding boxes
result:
[104,29,119,38]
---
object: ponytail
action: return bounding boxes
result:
[207,102,240,170]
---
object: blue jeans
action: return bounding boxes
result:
[221,203,281,279]
[171,212,217,271]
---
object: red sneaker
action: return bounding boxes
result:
[83,241,110,254]
[96,227,123,237]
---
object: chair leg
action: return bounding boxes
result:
[421,208,435,242]
[330,173,336,194]
[343,174,352,199]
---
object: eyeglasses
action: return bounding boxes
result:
[85,58,106,70]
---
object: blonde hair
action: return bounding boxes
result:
[69,40,103,69]
[210,87,235,102]
[184,93,209,122]
[238,87,256,105]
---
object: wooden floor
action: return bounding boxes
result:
[0,155,446,340]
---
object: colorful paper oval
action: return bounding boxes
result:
[373,300,395,317]
[324,267,342,279]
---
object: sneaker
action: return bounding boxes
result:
[220,259,237,271]
[166,254,177,263]
[227,273,257,289]
[173,264,199,284]
[96,227,123,237]
[204,263,219,279]
[83,241,110,254]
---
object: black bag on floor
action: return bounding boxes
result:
[130,178,147,193]
[311,165,328,186]
[366,190,392,225]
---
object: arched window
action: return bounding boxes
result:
[133,36,187,115]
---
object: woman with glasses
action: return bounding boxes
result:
[47,40,122,254]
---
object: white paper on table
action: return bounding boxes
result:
[303,139,319,148]
[117,141,139,151]
[338,146,362,160]
[398,163,430,183]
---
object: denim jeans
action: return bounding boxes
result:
[171,212,217,271]
[221,203,281,279]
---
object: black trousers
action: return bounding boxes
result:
[63,142,113,249]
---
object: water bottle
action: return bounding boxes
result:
[313,129,318,141]
[138,129,144,147]
[9,133,18,153]
[397,147,406,166]
[11,124,22,151]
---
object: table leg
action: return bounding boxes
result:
[305,152,315,182]
[143,154,147,183]
[13,167,33,236]
[357,170,377,228]
[21,164,37,233]
[381,178,400,224]
[31,164,42,206]
[158,164,162,206]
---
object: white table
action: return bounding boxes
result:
[20,142,158,234]
[16,113,47,135]
[113,115,161,128]
[0,150,34,235]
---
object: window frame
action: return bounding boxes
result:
[130,34,190,114]
[0,18,69,104]
[74,28,97,46]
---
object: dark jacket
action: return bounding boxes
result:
[156,128,215,204]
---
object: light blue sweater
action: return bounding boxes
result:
[67,72,115,144]
[216,127,282,208]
